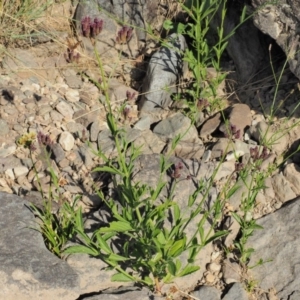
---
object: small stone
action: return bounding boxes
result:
[202,150,211,162]
[13,166,29,178]
[38,105,52,116]
[59,131,75,151]
[0,144,17,158]
[133,115,151,131]
[192,286,221,300]
[65,89,80,102]
[50,143,65,163]
[5,169,15,180]
[65,75,83,89]
[164,140,205,160]
[205,272,215,283]
[283,163,300,194]
[200,112,221,137]
[56,101,74,119]
[0,120,9,136]
[222,283,248,300]
[271,172,296,204]
[50,110,64,122]
[153,113,198,142]
[207,262,221,273]
[222,258,241,284]
[79,91,94,106]
[90,120,102,142]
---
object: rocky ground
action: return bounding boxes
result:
[1,1,300,300]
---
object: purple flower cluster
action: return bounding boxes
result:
[126,90,136,101]
[224,124,240,140]
[197,98,209,111]
[116,26,133,44]
[250,146,269,161]
[65,48,80,64]
[171,162,183,179]
[81,17,103,38]
[37,131,53,147]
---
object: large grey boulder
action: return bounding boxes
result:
[139,34,187,112]
[252,0,300,79]
[247,197,300,299]
[0,192,80,300]
[74,0,164,60]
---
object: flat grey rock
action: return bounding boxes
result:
[221,283,248,300]
[139,34,187,112]
[0,192,80,300]
[192,285,221,300]
[247,197,300,300]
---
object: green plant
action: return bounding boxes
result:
[18,130,79,257]
[63,52,229,292]
[162,0,248,117]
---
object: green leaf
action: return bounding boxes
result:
[108,253,130,262]
[240,5,247,23]
[169,238,186,257]
[99,221,133,233]
[111,272,134,282]
[204,230,229,245]
[167,261,176,276]
[178,265,200,277]
[163,19,173,30]
[95,232,112,254]
[173,203,180,223]
[63,245,98,256]
[93,166,122,176]
[144,276,154,286]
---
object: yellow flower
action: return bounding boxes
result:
[18,132,37,149]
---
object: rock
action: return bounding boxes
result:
[65,89,80,103]
[214,161,235,181]
[247,198,300,299]
[192,286,221,300]
[66,121,86,138]
[222,283,248,300]
[74,0,168,62]
[200,112,221,137]
[0,119,9,136]
[13,166,29,178]
[78,144,95,168]
[133,115,151,131]
[65,74,83,89]
[90,120,107,142]
[212,138,250,160]
[139,34,187,112]
[56,101,74,120]
[59,131,75,151]
[248,121,288,154]
[283,163,300,195]
[0,143,16,157]
[133,130,165,154]
[229,175,252,210]
[252,0,300,79]
[50,143,65,163]
[81,287,158,300]
[0,156,22,172]
[222,258,241,284]
[210,2,270,84]
[219,104,252,138]
[164,139,205,160]
[224,216,241,248]
[271,172,296,205]
[0,192,80,299]
[153,113,198,142]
